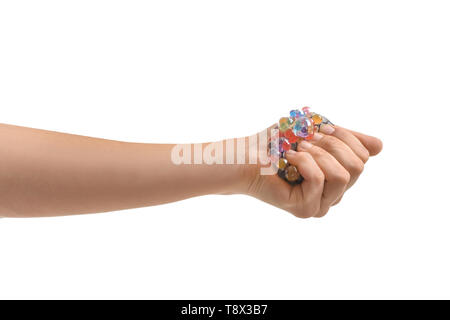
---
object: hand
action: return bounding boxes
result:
[244,125,383,218]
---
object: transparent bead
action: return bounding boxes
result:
[293,117,312,138]
[269,147,281,163]
[302,106,311,116]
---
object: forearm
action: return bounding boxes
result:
[0,124,250,218]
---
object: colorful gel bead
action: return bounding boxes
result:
[305,119,315,140]
[302,106,311,116]
[279,117,293,132]
[292,119,303,137]
[281,138,291,152]
[285,165,300,182]
[277,158,288,170]
[289,110,301,119]
[293,117,312,138]
[311,113,323,125]
[284,129,298,143]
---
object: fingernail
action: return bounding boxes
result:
[286,149,296,155]
[312,133,324,141]
[320,124,335,135]
[299,140,313,149]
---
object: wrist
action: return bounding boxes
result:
[212,137,257,196]
[168,137,264,196]
[215,136,264,196]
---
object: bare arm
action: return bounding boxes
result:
[0,124,248,217]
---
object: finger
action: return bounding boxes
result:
[309,133,364,189]
[332,195,343,206]
[320,124,369,163]
[296,140,350,217]
[285,150,324,218]
[344,128,383,156]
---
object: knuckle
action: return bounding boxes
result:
[294,151,308,163]
[360,149,370,163]
[310,145,327,156]
[315,207,330,218]
[307,202,321,218]
[348,159,364,176]
[312,171,325,185]
[298,151,313,161]
[319,135,336,148]
[319,135,341,151]
[334,170,351,185]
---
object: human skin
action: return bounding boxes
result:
[0,123,382,218]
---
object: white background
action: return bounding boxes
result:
[0,0,449,299]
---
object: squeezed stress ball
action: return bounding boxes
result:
[268,107,334,185]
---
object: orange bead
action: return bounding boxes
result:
[286,165,300,182]
[278,158,288,170]
[311,113,323,125]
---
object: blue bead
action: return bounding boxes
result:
[293,117,309,138]
[289,110,301,119]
